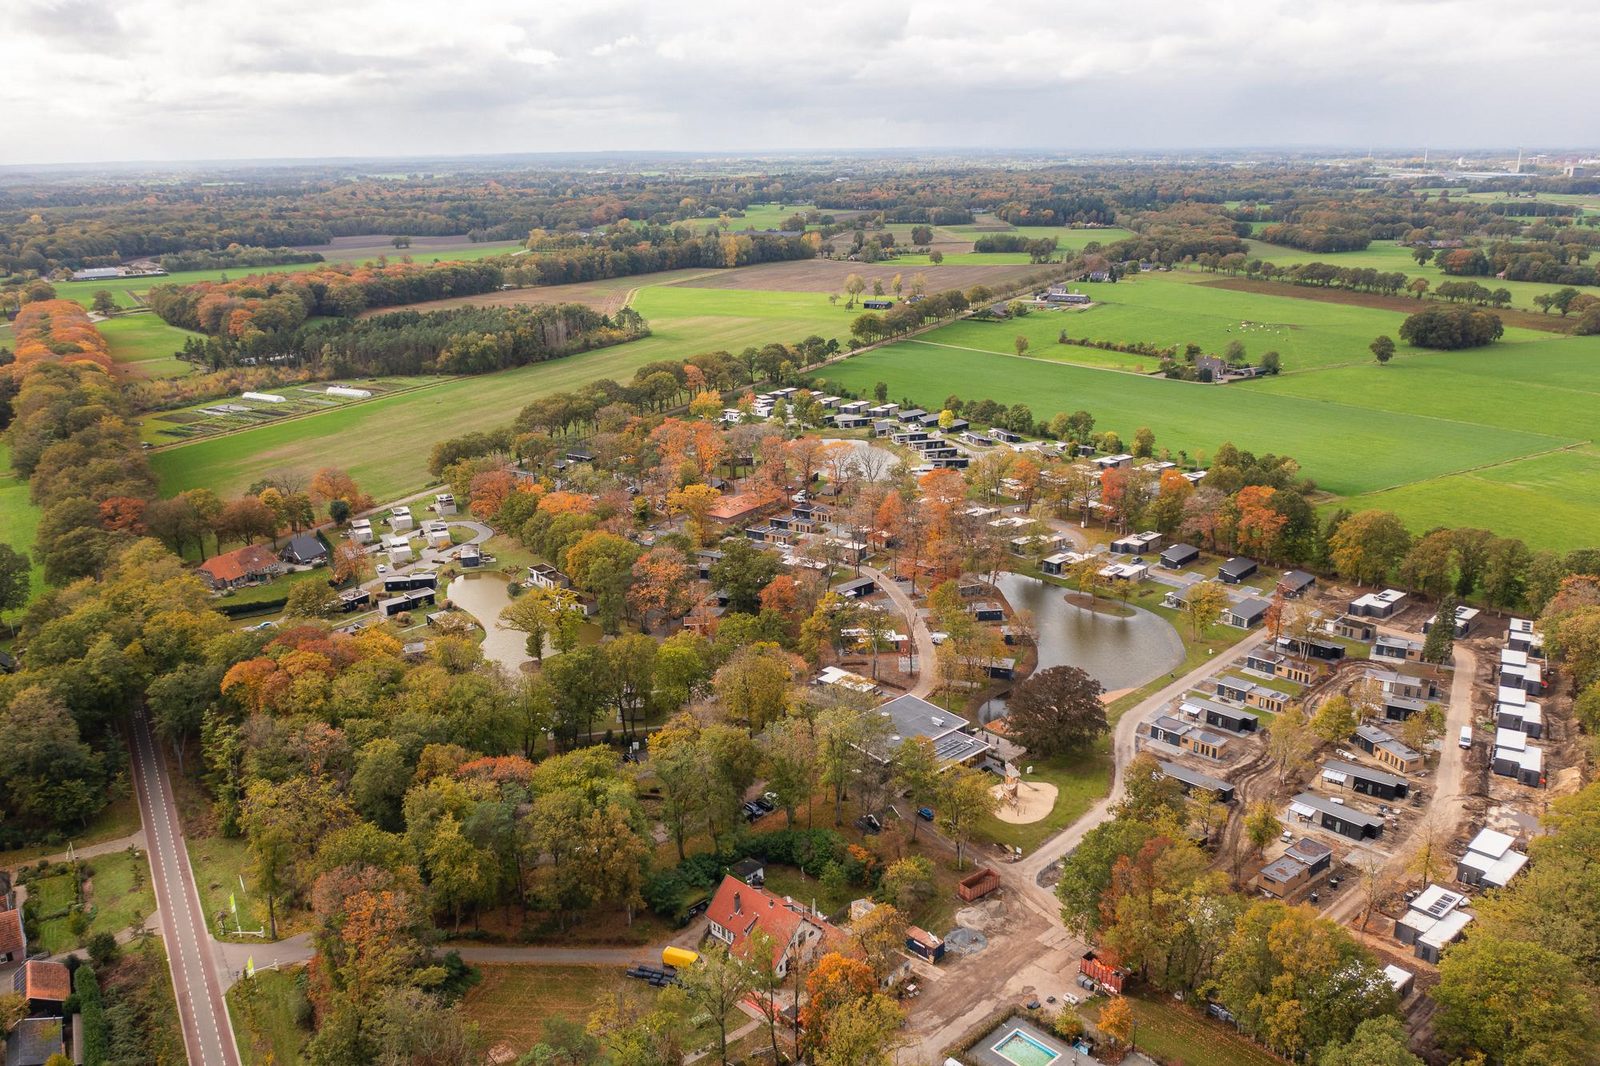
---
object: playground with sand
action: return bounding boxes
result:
[990,771,1058,824]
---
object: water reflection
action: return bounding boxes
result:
[980,571,1184,722]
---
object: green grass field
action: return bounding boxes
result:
[463,965,625,1054]
[149,280,861,501]
[228,968,310,1066]
[99,313,203,378]
[1078,994,1284,1066]
[1241,237,1600,313]
[814,260,1600,550]
[0,442,44,622]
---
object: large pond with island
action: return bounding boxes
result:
[979,571,1184,722]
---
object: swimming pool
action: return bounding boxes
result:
[992,1028,1062,1066]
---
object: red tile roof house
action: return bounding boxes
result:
[704,875,847,980]
[0,906,25,964]
[196,542,285,590]
[13,959,71,1010]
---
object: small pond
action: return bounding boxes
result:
[446,572,535,673]
[980,571,1184,721]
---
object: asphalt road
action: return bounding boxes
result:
[130,710,242,1066]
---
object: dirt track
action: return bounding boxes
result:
[359,271,711,318]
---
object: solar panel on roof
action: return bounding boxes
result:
[1425,892,1461,917]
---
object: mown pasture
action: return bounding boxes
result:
[817,282,1600,551]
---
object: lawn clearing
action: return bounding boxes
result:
[815,340,1571,497]
[148,279,865,502]
[228,967,311,1066]
[98,313,205,379]
[463,964,626,1054]
[1079,993,1285,1066]
[0,442,44,625]
[973,744,1113,853]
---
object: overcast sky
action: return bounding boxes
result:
[2,0,1593,166]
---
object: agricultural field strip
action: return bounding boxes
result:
[819,343,1574,497]
[900,335,1590,444]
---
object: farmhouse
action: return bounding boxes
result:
[1093,453,1134,471]
[1217,557,1258,584]
[706,492,782,528]
[349,518,374,544]
[1348,588,1406,618]
[1425,603,1481,638]
[1321,759,1409,800]
[13,960,70,1011]
[0,907,23,964]
[1395,885,1472,964]
[704,876,843,980]
[278,533,328,566]
[990,427,1023,444]
[423,521,453,549]
[435,492,457,515]
[388,506,414,532]
[197,543,284,590]
[3,1015,67,1066]
[1288,792,1385,841]
[1159,543,1200,569]
[1277,570,1316,598]
[1352,725,1424,773]
[1156,760,1235,803]
[1456,828,1528,889]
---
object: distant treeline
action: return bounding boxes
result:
[1258,223,1372,253]
[501,227,814,286]
[994,195,1117,227]
[311,303,650,377]
[972,234,1061,260]
[147,260,504,334]
[157,245,326,272]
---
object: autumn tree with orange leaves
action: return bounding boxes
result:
[1235,484,1288,561]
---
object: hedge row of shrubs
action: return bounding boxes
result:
[642,828,850,923]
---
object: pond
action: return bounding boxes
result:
[981,571,1184,721]
[446,572,535,673]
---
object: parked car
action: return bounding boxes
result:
[752,796,776,814]
[742,802,765,821]
[917,806,935,822]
